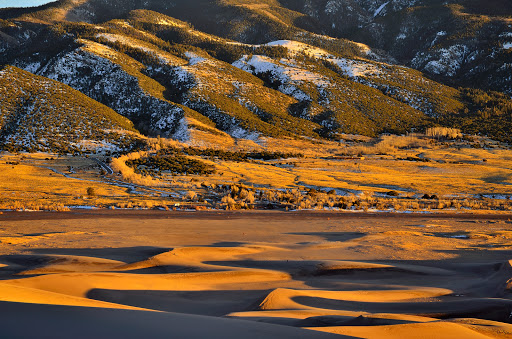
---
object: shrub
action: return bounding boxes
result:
[86,187,96,197]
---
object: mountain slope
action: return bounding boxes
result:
[0,2,510,143]
[10,0,506,95]
[0,65,143,153]
[273,0,512,94]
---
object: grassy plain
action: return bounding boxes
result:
[0,153,172,210]
[1,133,511,212]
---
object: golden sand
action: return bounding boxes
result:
[0,211,511,338]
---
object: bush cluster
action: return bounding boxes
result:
[126,153,215,176]
[163,147,303,162]
[210,185,512,212]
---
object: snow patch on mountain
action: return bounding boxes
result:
[230,127,260,141]
[233,55,330,87]
[374,2,389,17]
[332,58,382,77]
[324,0,343,15]
[412,45,468,77]
[185,52,207,65]
[34,46,185,136]
[430,31,447,47]
[23,62,41,73]
[265,40,381,77]
[267,40,331,58]
[169,118,190,141]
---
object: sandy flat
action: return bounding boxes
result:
[0,210,511,338]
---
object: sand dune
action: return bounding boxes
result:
[0,211,511,338]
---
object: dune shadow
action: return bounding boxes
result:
[292,296,512,323]
[287,232,366,243]
[23,232,67,236]
[433,247,512,262]
[298,314,416,327]
[1,243,511,331]
[0,300,346,338]
[0,247,174,278]
[87,288,271,317]
[118,265,224,274]
[28,246,171,262]
[205,259,324,274]
[210,241,247,247]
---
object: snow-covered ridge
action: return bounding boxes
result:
[233,55,330,87]
[275,40,382,77]
[266,40,331,58]
[238,40,382,78]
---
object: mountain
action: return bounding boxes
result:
[5,0,508,94]
[284,0,512,93]
[0,0,511,144]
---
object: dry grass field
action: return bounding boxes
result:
[1,132,511,212]
[0,153,175,211]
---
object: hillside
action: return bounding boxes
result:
[0,1,510,143]
[0,65,143,153]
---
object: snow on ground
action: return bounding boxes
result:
[266,40,331,58]
[75,140,120,152]
[504,42,512,50]
[233,54,330,87]
[238,40,381,78]
[171,51,217,85]
[373,1,389,17]
[170,118,190,141]
[229,39,381,77]
[419,44,468,76]
[330,57,382,77]
[230,127,260,141]
[185,52,206,66]
[22,62,41,73]
[430,31,447,47]
[267,40,381,77]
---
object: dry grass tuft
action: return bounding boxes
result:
[426,127,462,139]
